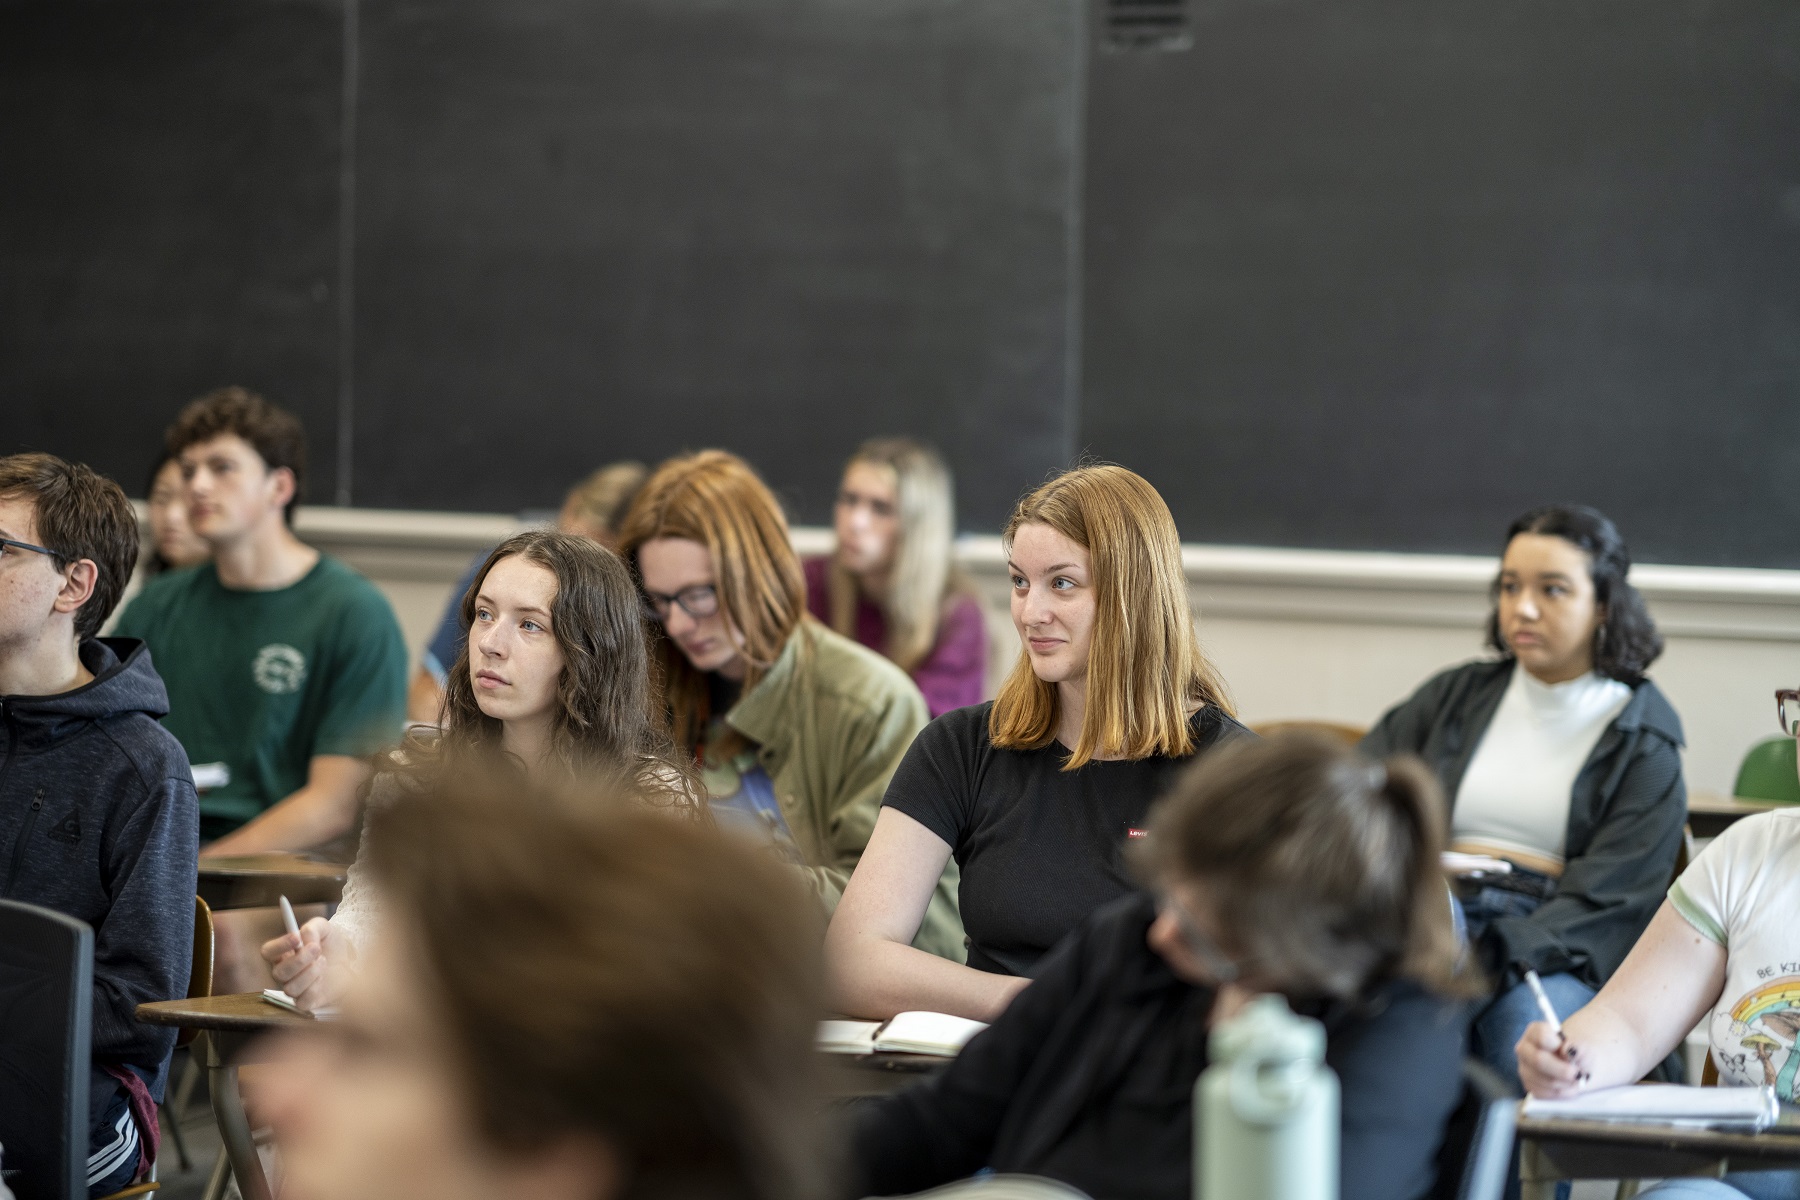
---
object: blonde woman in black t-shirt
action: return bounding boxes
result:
[825,464,1251,1021]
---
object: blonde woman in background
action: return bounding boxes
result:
[826,464,1252,1022]
[806,438,987,717]
[618,450,965,961]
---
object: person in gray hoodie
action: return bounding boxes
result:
[0,453,199,1197]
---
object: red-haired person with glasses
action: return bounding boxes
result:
[1516,693,1800,1200]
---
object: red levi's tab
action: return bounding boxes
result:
[1126,827,1149,840]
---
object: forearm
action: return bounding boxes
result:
[1557,992,1668,1090]
[203,784,357,856]
[828,931,1027,1022]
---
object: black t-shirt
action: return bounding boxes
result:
[883,701,1253,976]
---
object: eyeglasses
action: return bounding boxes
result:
[1158,892,1242,984]
[642,584,720,623]
[0,536,58,562]
[1778,690,1800,736]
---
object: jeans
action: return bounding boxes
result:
[1641,1178,1800,1200]
[1456,879,1597,1093]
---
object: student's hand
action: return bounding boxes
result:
[1516,1020,1588,1098]
[260,917,342,1012]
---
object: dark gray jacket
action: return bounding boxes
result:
[1362,658,1686,990]
[0,638,199,1099]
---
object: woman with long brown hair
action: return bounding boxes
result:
[826,464,1251,1021]
[261,529,693,1008]
[807,438,987,717]
[617,449,965,961]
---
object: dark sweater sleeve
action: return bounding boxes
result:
[849,924,1090,1197]
[1359,668,1458,760]
[92,769,199,1094]
[1480,731,1686,985]
[1329,986,1470,1200]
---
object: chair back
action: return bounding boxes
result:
[1733,736,1800,804]
[177,896,216,1050]
[1248,720,1368,748]
[1428,1059,1518,1200]
[0,899,94,1200]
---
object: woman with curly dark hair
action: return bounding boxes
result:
[1362,503,1686,1090]
[260,529,696,1010]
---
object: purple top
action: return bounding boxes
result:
[803,557,987,718]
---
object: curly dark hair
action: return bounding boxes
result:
[425,530,693,803]
[164,386,307,526]
[1485,504,1663,683]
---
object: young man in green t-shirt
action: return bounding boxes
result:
[115,388,408,855]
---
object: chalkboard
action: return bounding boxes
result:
[349,0,1082,528]
[0,0,347,502]
[1082,0,1800,567]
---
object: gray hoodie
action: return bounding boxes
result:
[0,637,198,1100]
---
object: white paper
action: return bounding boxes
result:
[261,988,339,1020]
[1523,1084,1778,1130]
[191,762,231,791]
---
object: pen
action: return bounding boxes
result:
[1522,967,1562,1038]
[279,894,302,943]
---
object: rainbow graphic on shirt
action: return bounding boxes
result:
[1719,974,1800,1102]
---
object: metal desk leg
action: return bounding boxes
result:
[200,1150,231,1200]
[199,1031,273,1200]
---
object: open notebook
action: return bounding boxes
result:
[818,1011,989,1057]
[1523,1084,1780,1131]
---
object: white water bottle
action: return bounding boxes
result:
[1195,994,1339,1200]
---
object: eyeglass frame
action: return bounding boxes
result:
[1777,689,1800,736]
[642,583,721,623]
[1157,890,1243,985]
[0,536,61,563]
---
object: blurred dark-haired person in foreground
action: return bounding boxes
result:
[0,453,198,1196]
[262,529,696,1011]
[1362,503,1685,1089]
[261,769,828,1200]
[847,735,1474,1200]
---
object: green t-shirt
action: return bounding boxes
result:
[114,556,408,833]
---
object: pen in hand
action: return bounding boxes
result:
[279,894,302,946]
[1521,964,1588,1081]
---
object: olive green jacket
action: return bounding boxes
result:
[728,618,965,962]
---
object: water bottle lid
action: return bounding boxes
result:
[1208,993,1326,1065]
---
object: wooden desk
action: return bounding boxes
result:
[196,854,348,910]
[138,994,320,1200]
[821,1051,949,1098]
[1686,793,1791,840]
[1517,1107,1800,1199]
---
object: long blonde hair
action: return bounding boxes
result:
[616,451,807,752]
[828,438,965,672]
[989,464,1233,769]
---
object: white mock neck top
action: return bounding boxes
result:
[1451,662,1633,865]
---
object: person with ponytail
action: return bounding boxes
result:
[826,464,1250,1022]
[616,450,965,962]
[260,529,697,1010]
[1362,504,1687,1088]
[846,734,1475,1200]
[807,438,987,717]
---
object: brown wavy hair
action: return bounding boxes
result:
[616,451,807,752]
[364,768,828,1200]
[427,530,686,795]
[1139,733,1478,1001]
[990,464,1233,769]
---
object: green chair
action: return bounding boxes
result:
[1733,736,1800,804]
